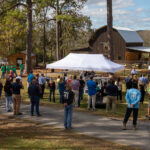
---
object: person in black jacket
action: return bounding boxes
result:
[12,78,24,115]
[28,79,41,116]
[49,79,56,102]
[63,85,74,129]
[105,79,118,113]
[4,79,13,112]
[78,76,85,107]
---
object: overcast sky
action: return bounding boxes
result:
[81,0,150,30]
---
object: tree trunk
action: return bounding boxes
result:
[25,0,32,74]
[43,20,46,65]
[43,8,48,65]
[107,0,113,60]
[56,0,59,60]
[59,20,63,59]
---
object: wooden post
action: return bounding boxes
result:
[107,0,113,60]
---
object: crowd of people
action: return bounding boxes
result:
[122,68,150,130]
[0,66,150,130]
[0,63,24,79]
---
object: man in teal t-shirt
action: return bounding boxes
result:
[6,64,10,75]
[11,65,17,77]
[20,64,24,76]
[1,64,6,78]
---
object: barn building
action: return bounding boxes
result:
[7,51,37,68]
[71,25,150,61]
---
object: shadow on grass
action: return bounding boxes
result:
[0,116,140,150]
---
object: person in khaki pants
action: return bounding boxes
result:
[70,75,80,107]
[12,78,24,115]
[105,79,118,113]
[87,76,97,111]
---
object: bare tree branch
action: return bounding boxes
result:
[0,2,27,16]
[34,18,56,25]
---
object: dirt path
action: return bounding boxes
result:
[0,101,149,150]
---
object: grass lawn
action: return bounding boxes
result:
[0,70,148,120]
[21,77,148,120]
[0,115,141,150]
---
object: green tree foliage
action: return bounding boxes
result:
[0,9,26,57]
[34,0,92,61]
[0,0,93,64]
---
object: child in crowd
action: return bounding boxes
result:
[8,71,14,79]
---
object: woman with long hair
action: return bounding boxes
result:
[4,79,13,112]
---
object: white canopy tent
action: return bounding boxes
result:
[46,53,124,73]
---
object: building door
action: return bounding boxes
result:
[16,58,23,67]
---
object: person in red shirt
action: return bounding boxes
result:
[49,79,56,103]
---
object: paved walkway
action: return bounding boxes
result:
[0,101,150,150]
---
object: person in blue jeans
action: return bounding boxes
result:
[63,85,74,129]
[28,79,41,116]
[122,84,141,130]
[58,77,66,103]
[4,79,13,112]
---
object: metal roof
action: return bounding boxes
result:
[127,46,150,53]
[114,27,144,43]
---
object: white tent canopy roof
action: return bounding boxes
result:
[46,53,124,73]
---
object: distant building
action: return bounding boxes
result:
[71,25,150,61]
[7,51,37,68]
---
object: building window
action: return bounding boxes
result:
[16,58,23,67]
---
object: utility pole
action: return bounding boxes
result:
[107,0,114,60]
[56,0,59,60]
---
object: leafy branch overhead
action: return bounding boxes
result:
[0,0,92,65]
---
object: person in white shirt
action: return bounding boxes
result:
[131,67,137,76]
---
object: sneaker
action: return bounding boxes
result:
[133,125,136,130]
[37,114,41,117]
[122,123,126,130]
[88,108,90,111]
